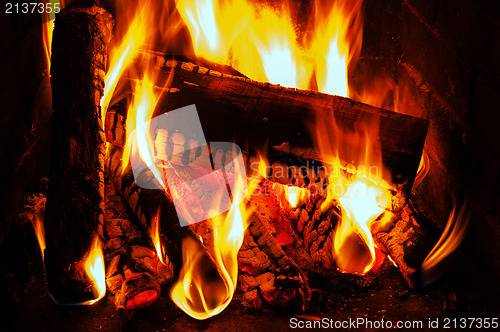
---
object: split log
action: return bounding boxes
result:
[190,208,311,309]
[105,108,311,308]
[103,180,173,312]
[140,52,428,209]
[373,200,440,288]
[43,5,113,303]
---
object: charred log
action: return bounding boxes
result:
[144,53,428,209]
[43,5,113,303]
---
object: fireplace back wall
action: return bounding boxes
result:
[351,0,500,291]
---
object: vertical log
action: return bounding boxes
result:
[43,5,113,303]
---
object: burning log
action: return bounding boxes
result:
[103,180,173,312]
[43,5,113,303]
[106,108,311,308]
[106,132,220,284]
[373,201,440,288]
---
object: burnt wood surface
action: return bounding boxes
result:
[144,53,428,201]
[43,5,113,303]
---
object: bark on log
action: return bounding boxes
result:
[43,5,113,303]
[141,52,428,208]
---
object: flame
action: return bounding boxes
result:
[284,185,309,208]
[314,109,391,275]
[178,0,363,95]
[421,202,469,287]
[170,176,249,319]
[100,2,154,125]
[122,68,167,190]
[414,150,430,189]
[81,235,107,305]
[32,212,46,261]
[335,179,386,274]
[150,210,166,264]
[41,1,64,72]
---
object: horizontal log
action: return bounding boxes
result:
[138,52,427,204]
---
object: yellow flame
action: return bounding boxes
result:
[122,69,166,189]
[170,176,249,319]
[335,179,386,274]
[177,0,363,96]
[284,185,309,208]
[100,2,152,125]
[82,235,106,305]
[313,107,391,275]
[421,202,469,286]
[31,213,46,261]
[41,1,63,72]
[150,210,166,264]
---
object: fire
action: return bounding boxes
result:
[82,235,107,305]
[314,109,391,275]
[122,67,167,190]
[335,179,386,274]
[100,2,152,124]
[284,185,308,208]
[150,210,166,264]
[32,212,46,261]
[178,0,363,95]
[170,177,250,319]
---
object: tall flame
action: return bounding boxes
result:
[82,235,107,305]
[170,177,249,319]
[314,110,391,275]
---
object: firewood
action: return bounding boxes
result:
[373,200,440,288]
[106,139,221,282]
[103,180,173,312]
[141,52,428,210]
[43,5,113,303]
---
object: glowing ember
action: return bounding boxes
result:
[170,177,249,319]
[335,179,386,274]
[284,185,309,208]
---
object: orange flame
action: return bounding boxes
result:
[170,177,249,319]
[31,211,46,261]
[178,0,363,95]
[100,2,153,124]
[314,110,391,275]
[284,185,309,208]
[414,150,430,189]
[421,201,469,287]
[150,210,166,264]
[81,235,107,305]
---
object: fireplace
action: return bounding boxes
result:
[1,0,499,330]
